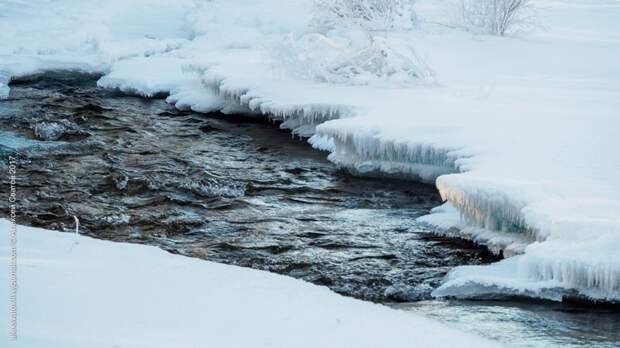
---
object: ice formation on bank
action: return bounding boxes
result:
[1,0,619,303]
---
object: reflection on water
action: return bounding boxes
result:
[395,300,620,347]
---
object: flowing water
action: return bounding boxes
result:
[0,72,618,347]
[395,300,620,348]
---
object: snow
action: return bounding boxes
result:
[1,0,619,303]
[0,220,501,347]
[97,56,192,98]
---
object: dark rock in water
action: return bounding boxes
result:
[284,167,305,175]
[199,124,221,132]
[75,103,107,113]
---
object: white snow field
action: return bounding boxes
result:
[0,220,502,347]
[1,0,619,303]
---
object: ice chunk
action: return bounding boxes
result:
[431,257,570,302]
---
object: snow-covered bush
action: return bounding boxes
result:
[454,0,534,36]
[313,0,416,32]
[273,0,430,86]
[275,31,431,85]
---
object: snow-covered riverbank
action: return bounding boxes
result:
[1,0,618,303]
[0,220,502,347]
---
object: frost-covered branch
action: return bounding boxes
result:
[313,0,416,32]
[456,0,534,36]
[272,0,430,86]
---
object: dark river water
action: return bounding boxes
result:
[1,72,618,347]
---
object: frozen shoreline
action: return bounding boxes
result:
[1,0,619,303]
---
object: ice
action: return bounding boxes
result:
[417,203,530,257]
[307,134,336,152]
[431,257,571,302]
[312,123,465,182]
[190,60,356,135]
[0,220,501,347]
[434,244,620,302]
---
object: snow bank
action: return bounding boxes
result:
[2,0,619,303]
[0,220,500,347]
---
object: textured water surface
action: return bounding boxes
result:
[396,300,620,348]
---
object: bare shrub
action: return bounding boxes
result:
[273,0,431,86]
[456,0,534,36]
[275,32,432,85]
[313,0,417,32]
